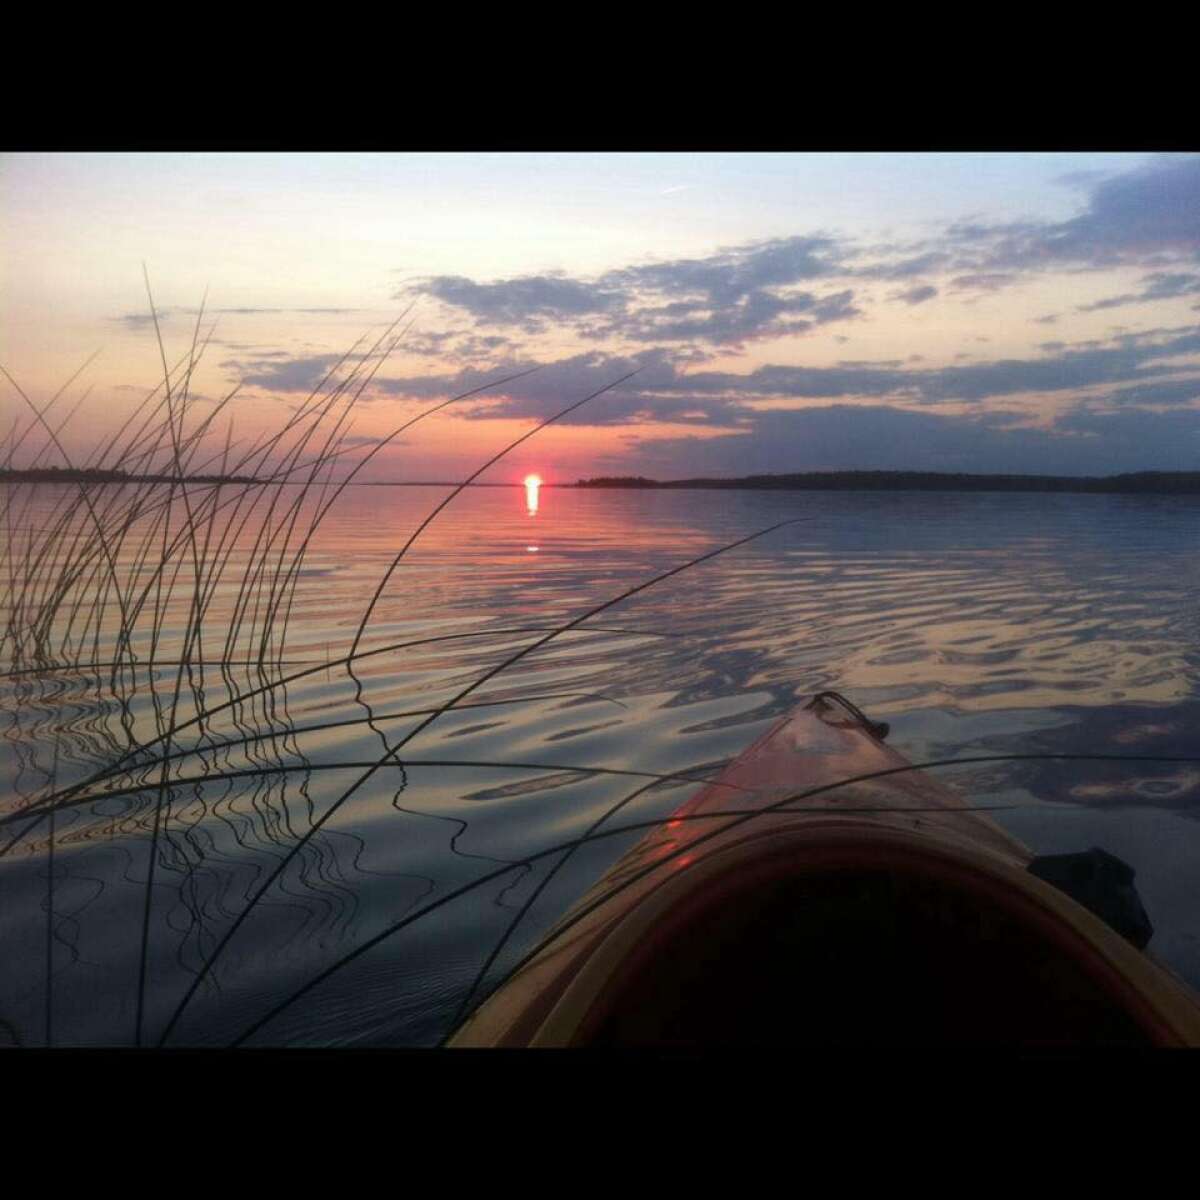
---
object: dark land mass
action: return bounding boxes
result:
[0,468,526,487]
[0,466,262,486]
[572,471,1200,495]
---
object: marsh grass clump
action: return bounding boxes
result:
[0,291,684,1044]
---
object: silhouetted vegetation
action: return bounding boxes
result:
[0,465,261,485]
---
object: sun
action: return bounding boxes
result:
[524,473,542,516]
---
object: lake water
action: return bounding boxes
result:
[3,482,1200,1046]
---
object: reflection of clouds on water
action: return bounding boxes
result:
[980,701,1200,819]
[1069,771,1200,803]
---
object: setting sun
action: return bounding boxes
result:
[524,473,542,515]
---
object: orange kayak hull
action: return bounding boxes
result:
[450,696,1200,1047]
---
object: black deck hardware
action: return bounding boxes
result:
[1027,847,1154,950]
[808,691,890,741]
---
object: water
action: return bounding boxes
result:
[3,483,1200,1046]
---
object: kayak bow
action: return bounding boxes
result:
[449,694,1200,1047]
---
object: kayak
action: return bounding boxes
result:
[448,692,1200,1047]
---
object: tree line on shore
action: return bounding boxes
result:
[572,470,1200,494]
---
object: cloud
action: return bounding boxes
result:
[218,349,292,360]
[417,273,623,331]
[1054,168,1121,190]
[1055,156,1200,259]
[1047,406,1200,473]
[403,235,858,347]
[899,331,1200,404]
[940,156,1200,276]
[583,287,861,345]
[109,305,366,332]
[856,250,951,280]
[629,402,1200,479]
[393,160,1200,358]
[894,284,938,306]
[1083,378,1200,408]
[230,352,349,392]
[333,324,1200,430]
[369,349,756,428]
[1078,271,1200,312]
[805,158,1200,308]
[402,329,517,361]
[1143,273,1200,299]
[213,306,364,316]
[949,272,1021,293]
[605,235,843,301]
[621,325,1200,407]
[109,311,175,329]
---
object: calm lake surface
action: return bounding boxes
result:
[3,483,1200,1046]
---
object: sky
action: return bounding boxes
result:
[3,151,1200,481]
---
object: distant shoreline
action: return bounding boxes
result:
[5,467,1200,494]
[0,467,262,486]
[0,468,519,488]
[569,470,1200,495]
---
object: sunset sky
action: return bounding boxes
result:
[4,151,1200,481]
